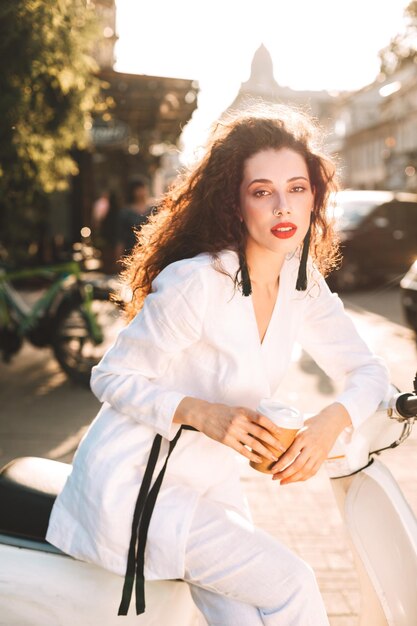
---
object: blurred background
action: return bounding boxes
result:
[1,0,416,273]
[2,0,417,359]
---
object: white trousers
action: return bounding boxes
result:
[182,497,330,626]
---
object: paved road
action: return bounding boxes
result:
[1,285,416,625]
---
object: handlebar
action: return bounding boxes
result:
[396,393,417,419]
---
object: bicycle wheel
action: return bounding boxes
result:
[51,288,123,387]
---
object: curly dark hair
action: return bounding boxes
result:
[120,103,341,320]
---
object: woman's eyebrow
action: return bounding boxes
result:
[248,178,272,186]
[247,176,309,187]
[288,176,309,182]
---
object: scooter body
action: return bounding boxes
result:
[0,383,416,625]
[0,539,201,626]
[0,456,205,626]
[326,384,417,626]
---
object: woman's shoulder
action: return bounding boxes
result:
[145,250,237,319]
[151,249,237,291]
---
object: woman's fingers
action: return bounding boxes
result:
[240,434,278,461]
[253,412,289,442]
[272,449,310,481]
[266,411,344,485]
[248,422,288,451]
[272,445,321,483]
[236,431,280,462]
[223,431,263,463]
[276,459,320,484]
[233,410,288,452]
[225,433,277,463]
[207,405,290,464]
[269,435,304,473]
[224,429,276,464]
[229,417,286,461]
[236,442,263,464]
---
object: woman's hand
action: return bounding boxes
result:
[173,397,287,463]
[270,402,352,485]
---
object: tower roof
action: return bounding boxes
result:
[223,43,337,121]
[249,44,275,87]
[240,43,280,95]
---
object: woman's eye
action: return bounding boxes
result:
[253,189,270,197]
[291,186,306,193]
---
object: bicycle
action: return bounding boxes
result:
[0,242,123,386]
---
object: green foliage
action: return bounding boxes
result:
[0,0,102,264]
[379,1,417,74]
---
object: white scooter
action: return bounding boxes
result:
[326,377,417,626]
[0,379,416,626]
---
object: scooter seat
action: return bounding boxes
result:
[0,456,71,542]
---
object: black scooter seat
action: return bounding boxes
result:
[0,456,71,543]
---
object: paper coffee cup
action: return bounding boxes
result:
[249,399,304,474]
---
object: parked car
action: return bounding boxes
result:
[400,260,417,334]
[326,190,417,291]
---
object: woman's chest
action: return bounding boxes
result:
[176,285,305,403]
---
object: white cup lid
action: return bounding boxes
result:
[257,398,304,429]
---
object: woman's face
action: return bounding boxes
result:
[238,147,314,256]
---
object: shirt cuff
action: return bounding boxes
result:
[140,390,186,441]
[332,394,361,435]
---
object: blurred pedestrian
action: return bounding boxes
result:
[91,190,110,231]
[46,103,390,625]
[116,177,153,258]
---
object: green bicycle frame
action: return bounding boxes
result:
[79,282,104,345]
[0,261,103,343]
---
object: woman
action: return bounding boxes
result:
[46,104,391,625]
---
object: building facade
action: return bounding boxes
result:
[224,45,417,193]
[62,0,199,271]
[330,61,417,191]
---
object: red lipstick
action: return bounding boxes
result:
[271,222,297,239]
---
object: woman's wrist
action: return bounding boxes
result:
[173,396,210,431]
[316,402,352,435]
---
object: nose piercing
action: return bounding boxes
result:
[272,207,289,217]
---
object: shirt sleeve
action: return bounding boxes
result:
[90,260,208,440]
[296,262,391,434]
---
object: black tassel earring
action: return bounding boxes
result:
[295,212,313,291]
[238,250,252,296]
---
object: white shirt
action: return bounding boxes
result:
[46,248,391,581]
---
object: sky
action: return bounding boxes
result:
[114,0,410,161]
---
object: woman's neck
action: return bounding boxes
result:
[245,240,286,291]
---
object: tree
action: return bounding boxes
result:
[0,0,102,264]
[379,1,417,75]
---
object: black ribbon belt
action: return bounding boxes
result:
[118,424,197,616]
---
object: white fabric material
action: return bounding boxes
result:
[184,496,330,625]
[46,248,391,583]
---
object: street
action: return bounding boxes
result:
[1,285,417,625]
